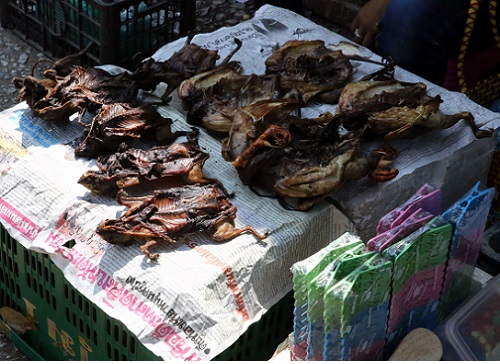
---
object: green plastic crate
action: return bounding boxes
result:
[0,224,161,360]
[0,0,196,67]
[0,223,293,360]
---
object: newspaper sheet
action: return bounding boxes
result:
[0,4,499,360]
[0,95,354,361]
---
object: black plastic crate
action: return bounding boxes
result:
[0,0,196,67]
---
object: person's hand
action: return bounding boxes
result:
[350,0,392,49]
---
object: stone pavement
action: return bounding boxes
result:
[0,0,348,360]
[0,28,47,112]
[0,334,26,361]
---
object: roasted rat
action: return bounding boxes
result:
[337,79,492,139]
[222,98,302,163]
[233,110,398,211]
[17,66,138,123]
[178,64,281,134]
[133,34,243,101]
[75,102,177,158]
[78,131,216,196]
[337,80,428,118]
[366,96,490,138]
[97,184,269,260]
[265,39,353,103]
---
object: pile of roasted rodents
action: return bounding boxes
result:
[13,35,491,259]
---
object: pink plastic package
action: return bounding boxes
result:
[367,208,434,253]
[376,184,441,234]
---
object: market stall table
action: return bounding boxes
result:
[1,5,500,361]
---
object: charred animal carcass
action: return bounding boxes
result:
[264,39,353,103]
[12,42,93,104]
[178,63,244,111]
[36,42,94,79]
[337,79,492,139]
[75,102,177,158]
[366,96,492,138]
[132,34,243,101]
[270,137,398,211]
[55,66,139,111]
[78,130,217,196]
[232,109,398,211]
[17,66,138,123]
[222,98,302,163]
[337,80,428,118]
[178,64,281,134]
[97,184,269,260]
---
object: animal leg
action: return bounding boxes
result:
[140,240,162,260]
[463,113,494,138]
[232,124,291,168]
[369,145,399,181]
[220,38,243,65]
[211,221,269,241]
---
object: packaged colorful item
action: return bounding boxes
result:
[439,182,495,319]
[367,208,434,253]
[382,217,452,357]
[323,254,393,361]
[289,233,361,360]
[306,244,374,360]
[377,184,441,234]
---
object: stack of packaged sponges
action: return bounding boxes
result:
[382,217,452,355]
[289,182,495,360]
[440,182,496,319]
[289,234,363,360]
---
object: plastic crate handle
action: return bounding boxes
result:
[45,0,69,38]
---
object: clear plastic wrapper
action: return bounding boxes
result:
[367,208,434,253]
[376,184,441,234]
[305,244,374,360]
[323,254,392,361]
[382,217,452,357]
[439,181,495,319]
[289,233,361,360]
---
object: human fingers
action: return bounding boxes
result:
[351,26,368,44]
[350,16,360,34]
[349,18,365,43]
[350,19,361,42]
[362,29,378,49]
[353,28,364,42]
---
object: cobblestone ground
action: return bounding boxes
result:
[0,333,27,361]
[0,29,46,112]
[196,0,256,33]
